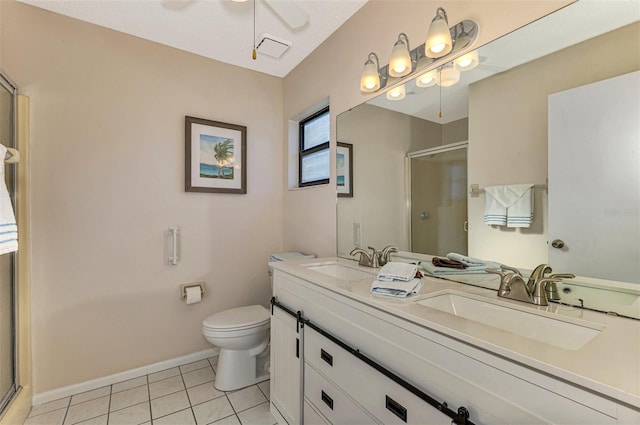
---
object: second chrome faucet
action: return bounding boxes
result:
[487,264,575,306]
[350,245,398,268]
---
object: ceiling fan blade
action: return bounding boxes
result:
[263,0,309,29]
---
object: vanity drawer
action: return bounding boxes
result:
[304,362,378,425]
[304,400,331,425]
[304,326,352,386]
[305,326,451,424]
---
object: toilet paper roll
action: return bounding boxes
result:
[185,286,202,305]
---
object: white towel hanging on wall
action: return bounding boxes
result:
[0,145,17,254]
[484,184,534,228]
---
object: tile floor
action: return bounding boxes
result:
[24,357,276,425]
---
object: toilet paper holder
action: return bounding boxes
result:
[180,282,205,299]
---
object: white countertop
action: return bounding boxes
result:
[271,257,640,408]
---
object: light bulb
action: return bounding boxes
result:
[453,50,479,72]
[416,69,437,88]
[438,64,460,87]
[425,9,452,58]
[389,35,412,78]
[360,57,380,93]
[386,85,406,101]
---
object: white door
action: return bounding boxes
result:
[548,71,640,283]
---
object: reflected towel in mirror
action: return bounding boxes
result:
[484,184,534,228]
[0,145,17,255]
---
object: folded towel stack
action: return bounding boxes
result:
[370,262,423,298]
[268,252,316,262]
[421,253,501,276]
[0,145,17,255]
[370,278,423,297]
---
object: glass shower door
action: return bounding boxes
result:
[0,73,17,414]
[410,144,468,256]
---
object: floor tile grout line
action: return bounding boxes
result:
[144,374,153,425]
[60,396,71,425]
[222,393,243,425]
[106,384,113,425]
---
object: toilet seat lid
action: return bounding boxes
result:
[203,305,270,330]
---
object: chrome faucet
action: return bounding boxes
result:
[526,264,575,301]
[350,246,380,268]
[487,266,562,306]
[526,264,553,292]
[379,245,398,266]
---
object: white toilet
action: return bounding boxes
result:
[202,304,270,391]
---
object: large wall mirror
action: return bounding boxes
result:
[336,1,640,318]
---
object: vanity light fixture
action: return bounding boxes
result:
[386,84,406,101]
[389,33,414,77]
[425,7,453,58]
[360,52,386,92]
[359,7,477,94]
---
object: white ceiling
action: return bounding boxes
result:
[18,0,368,78]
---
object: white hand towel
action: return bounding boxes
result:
[370,278,423,298]
[0,145,17,255]
[484,184,534,228]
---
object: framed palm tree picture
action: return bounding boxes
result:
[185,116,247,194]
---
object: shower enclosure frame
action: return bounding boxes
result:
[0,69,19,416]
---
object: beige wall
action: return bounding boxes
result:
[468,22,640,268]
[2,1,283,393]
[282,0,573,257]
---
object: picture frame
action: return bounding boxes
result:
[185,116,247,194]
[336,142,353,197]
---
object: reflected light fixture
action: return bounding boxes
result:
[416,69,438,88]
[425,7,453,58]
[386,84,406,101]
[360,52,385,92]
[454,50,479,71]
[438,63,460,87]
[389,33,413,77]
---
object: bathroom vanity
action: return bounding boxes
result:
[269,258,640,425]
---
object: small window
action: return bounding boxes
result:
[299,106,330,187]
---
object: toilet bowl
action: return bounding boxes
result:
[202,304,270,391]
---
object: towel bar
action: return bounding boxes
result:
[469,182,547,198]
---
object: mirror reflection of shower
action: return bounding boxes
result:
[408,143,467,256]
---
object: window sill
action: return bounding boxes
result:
[288,183,330,192]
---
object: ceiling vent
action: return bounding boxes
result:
[255,33,292,59]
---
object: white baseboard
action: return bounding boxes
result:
[32,348,219,406]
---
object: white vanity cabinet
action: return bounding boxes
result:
[270,265,640,425]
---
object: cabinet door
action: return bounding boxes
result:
[270,307,302,425]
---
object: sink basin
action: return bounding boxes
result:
[305,262,376,281]
[415,291,604,350]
